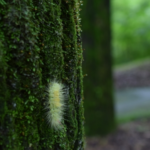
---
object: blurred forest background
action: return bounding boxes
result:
[82,0,150,149]
[113,0,150,65]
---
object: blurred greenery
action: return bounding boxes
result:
[112,0,150,65]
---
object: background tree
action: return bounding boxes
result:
[0,0,84,149]
[81,0,116,135]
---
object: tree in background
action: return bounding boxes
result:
[81,0,116,135]
[0,0,84,149]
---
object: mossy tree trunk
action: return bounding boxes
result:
[0,0,84,149]
[81,0,116,135]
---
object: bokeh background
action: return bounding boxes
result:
[81,0,150,149]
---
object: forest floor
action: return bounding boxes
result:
[85,60,150,150]
[85,118,150,150]
[114,59,150,89]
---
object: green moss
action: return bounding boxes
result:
[0,0,84,149]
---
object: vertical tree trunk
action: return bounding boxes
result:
[81,0,116,135]
[0,0,84,149]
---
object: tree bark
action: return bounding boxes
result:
[81,0,116,135]
[0,0,84,149]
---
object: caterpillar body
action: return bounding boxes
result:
[45,81,66,130]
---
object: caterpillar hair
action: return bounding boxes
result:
[45,81,66,130]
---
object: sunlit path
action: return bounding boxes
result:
[115,87,150,121]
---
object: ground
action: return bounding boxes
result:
[114,60,150,89]
[86,118,150,150]
[85,60,150,150]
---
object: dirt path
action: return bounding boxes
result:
[115,87,150,120]
[85,118,150,150]
[113,61,150,89]
[113,61,150,121]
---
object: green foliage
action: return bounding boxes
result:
[0,0,84,149]
[112,0,150,65]
[0,0,6,5]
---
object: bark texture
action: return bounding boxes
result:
[0,0,84,149]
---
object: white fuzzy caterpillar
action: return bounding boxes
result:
[45,81,65,130]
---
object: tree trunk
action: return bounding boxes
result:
[81,0,116,135]
[0,0,84,149]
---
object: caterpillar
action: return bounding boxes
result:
[45,81,66,130]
